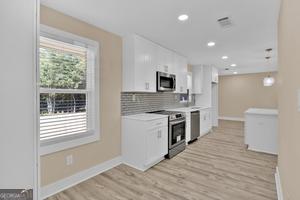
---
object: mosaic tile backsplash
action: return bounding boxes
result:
[121,92,195,116]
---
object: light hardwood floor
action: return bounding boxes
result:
[47,120,278,200]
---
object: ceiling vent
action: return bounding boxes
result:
[217,17,233,28]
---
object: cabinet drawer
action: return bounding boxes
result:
[147,118,168,129]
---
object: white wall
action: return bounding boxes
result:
[0,0,37,194]
[212,83,218,126]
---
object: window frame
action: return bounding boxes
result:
[39,25,100,155]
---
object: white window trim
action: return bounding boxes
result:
[39,25,100,156]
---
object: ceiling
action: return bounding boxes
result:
[41,0,281,75]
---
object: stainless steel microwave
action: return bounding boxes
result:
[157,71,176,92]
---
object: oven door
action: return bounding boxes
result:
[157,72,176,92]
[169,119,186,149]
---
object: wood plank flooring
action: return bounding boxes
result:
[47,120,278,200]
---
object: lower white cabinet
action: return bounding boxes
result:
[245,108,278,155]
[122,114,168,171]
[200,108,212,136]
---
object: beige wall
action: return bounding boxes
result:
[278,0,300,199]
[40,6,122,186]
[187,64,193,72]
[219,72,278,118]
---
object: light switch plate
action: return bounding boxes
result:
[66,155,73,166]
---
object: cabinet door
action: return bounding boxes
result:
[157,127,168,157]
[145,127,167,166]
[206,109,212,132]
[134,36,157,92]
[192,66,203,94]
[157,46,174,74]
[187,72,193,91]
[212,67,219,83]
[200,111,206,136]
[174,55,188,94]
[200,109,212,136]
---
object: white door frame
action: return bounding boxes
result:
[34,0,40,199]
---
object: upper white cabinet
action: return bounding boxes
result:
[123,35,157,92]
[192,66,204,94]
[174,55,188,94]
[123,34,188,93]
[157,46,174,74]
[212,67,219,83]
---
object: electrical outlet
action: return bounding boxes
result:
[66,155,73,166]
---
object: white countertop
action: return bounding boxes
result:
[167,106,212,113]
[123,113,168,121]
[245,108,278,116]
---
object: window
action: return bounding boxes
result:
[39,26,99,155]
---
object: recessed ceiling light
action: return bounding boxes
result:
[178,14,189,21]
[207,42,216,47]
[222,56,228,60]
[231,64,237,67]
[233,71,238,74]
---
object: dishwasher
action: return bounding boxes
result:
[190,110,200,143]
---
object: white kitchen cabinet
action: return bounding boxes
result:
[192,66,204,94]
[123,35,157,92]
[211,67,219,83]
[187,72,193,91]
[123,34,189,93]
[157,46,175,74]
[174,55,188,94]
[122,114,168,171]
[200,108,212,136]
[245,108,278,155]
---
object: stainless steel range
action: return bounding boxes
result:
[148,110,186,158]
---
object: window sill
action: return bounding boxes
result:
[40,131,99,156]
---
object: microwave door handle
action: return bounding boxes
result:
[173,76,176,90]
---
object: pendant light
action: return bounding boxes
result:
[263,76,275,86]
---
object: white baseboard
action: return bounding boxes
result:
[218,116,245,122]
[41,156,122,199]
[275,166,284,200]
[247,146,278,155]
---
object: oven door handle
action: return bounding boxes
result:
[169,119,185,125]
